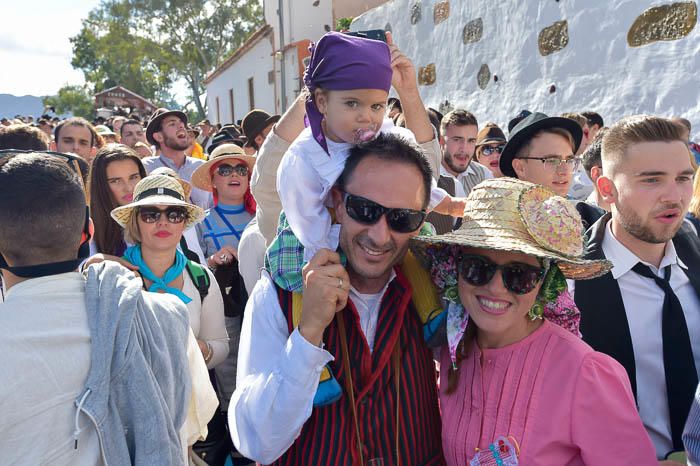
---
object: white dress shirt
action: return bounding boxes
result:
[573,222,700,458]
[229,270,393,464]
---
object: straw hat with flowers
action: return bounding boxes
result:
[411,177,611,280]
[111,174,205,228]
[191,143,256,192]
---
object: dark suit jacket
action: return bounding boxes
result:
[575,213,700,399]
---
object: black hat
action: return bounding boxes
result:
[507,110,532,133]
[146,108,188,145]
[241,109,280,147]
[499,112,583,178]
[206,128,246,155]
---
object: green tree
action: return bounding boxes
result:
[43,85,95,119]
[70,2,173,101]
[70,0,263,119]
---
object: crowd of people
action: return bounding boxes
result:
[2,30,700,466]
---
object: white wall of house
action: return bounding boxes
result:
[206,34,276,125]
[351,0,700,137]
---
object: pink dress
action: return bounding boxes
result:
[439,320,657,465]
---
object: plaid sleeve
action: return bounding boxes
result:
[264,212,305,292]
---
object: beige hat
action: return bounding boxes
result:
[190,143,256,192]
[111,174,205,228]
[150,166,192,200]
[411,178,611,280]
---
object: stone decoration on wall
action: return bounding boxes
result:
[463,18,484,44]
[627,1,697,47]
[538,20,569,56]
[434,1,450,25]
[411,2,422,25]
[439,100,454,115]
[477,64,491,90]
[418,63,437,85]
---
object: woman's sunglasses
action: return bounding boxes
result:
[343,193,426,233]
[480,145,505,156]
[216,163,249,177]
[458,254,546,295]
[138,207,189,224]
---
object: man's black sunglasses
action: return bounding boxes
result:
[343,193,426,233]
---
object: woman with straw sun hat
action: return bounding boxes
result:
[191,143,256,270]
[111,174,229,371]
[410,177,656,465]
[190,143,256,464]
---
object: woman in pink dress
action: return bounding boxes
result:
[411,177,657,466]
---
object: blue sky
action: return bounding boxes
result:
[1,0,101,97]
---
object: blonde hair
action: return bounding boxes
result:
[689,171,700,219]
[602,115,687,175]
[123,212,142,245]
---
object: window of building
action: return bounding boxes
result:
[229,89,235,123]
[248,77,255,110]
[216,96,221,124]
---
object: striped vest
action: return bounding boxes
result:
[273,271,444,466]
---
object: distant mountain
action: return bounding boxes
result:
[0,94,46,119]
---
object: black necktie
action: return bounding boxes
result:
[632,263,698,450]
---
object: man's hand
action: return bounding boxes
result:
[82,253,139,271]
[386,31,418,96]
[207,245,238,268]
[432,195,467,218]
[298,249,350,346]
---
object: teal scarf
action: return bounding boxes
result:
[123,244,192,304]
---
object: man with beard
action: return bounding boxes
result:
[438,109,492,198]
[142,108,211,208]
[572,115,700,463]
[230,134,443,465]
[425,110,491,235]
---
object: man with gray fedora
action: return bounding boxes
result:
[142,108,212,209]
[499,111,583,198]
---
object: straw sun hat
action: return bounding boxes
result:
[410,177,611,280]
[190,143,256,192]
[111,174,205,229]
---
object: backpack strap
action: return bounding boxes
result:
[185,259,210,303]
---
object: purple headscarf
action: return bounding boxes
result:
[303,31,393,154]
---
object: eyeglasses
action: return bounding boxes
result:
[343,193,427,233]
[517,156,581,171]
[138,207,189,224]
[480,145,505,156]
[458,254,547,295]
[216,163,248,177]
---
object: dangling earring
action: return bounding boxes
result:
[528,299,544,320]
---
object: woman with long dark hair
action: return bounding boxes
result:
[88,144,146,256]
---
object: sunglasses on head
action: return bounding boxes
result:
[480,145,505,156]
[138,206,189,224]
[216,163,249,177]
[343,193,427,233]
[458,254,547,295]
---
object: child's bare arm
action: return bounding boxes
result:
[386,32,433,145]
[432,195,467,218]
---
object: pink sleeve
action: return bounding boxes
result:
[571,352,657,465]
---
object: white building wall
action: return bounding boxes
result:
[206,35,275,125]
[351,0,700,138]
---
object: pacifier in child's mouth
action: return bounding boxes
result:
[353,124,380,144]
